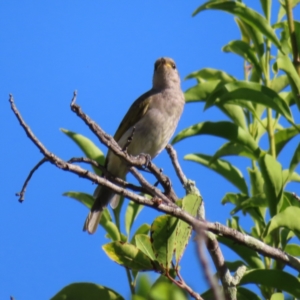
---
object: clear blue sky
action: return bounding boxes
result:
[1,1,300,299]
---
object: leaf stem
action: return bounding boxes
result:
[125,268,135,295]
[265,6,276,158]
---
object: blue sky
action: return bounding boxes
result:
[1,1,300,299]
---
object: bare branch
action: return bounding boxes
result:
[10,94,300,275]
[16,158,48,202]
[166,272,203,300]
[196,232,225,300]
[166,144,187,185]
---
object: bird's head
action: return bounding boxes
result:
[152,57,181,89]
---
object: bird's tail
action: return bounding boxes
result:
[83,185,115,234]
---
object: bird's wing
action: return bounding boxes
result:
[113,89,155,142]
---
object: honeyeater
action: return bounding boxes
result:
[83,57,185,234]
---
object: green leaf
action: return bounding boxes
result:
[270,75,289,93]
[61,129,105,175]
[218,236,264,269]
[263,207,300,238]
[185,83,248,130]
[193,1,281,49]
[277,0,300,22]
[172,121,260,156]
[63,191,95,209]
[270,293,284,300]
[135,234,156,261]
[285,244,300,256]
[236,287,262,300]
[274,55,300,110]
[205,81,293,124]
[125,201,143,236]
[184,80,224,102]
[259,154,283,217]
[223,40,262,76]
[260,0,271,20]
[248,167,264,196]
[185,68,236,82]
[50,283,124,300]
[185,153,248,194]
[175,194,201,265]
[63,191,120,239]
[131,224,151,244]
[151,215,178,269]
[103,241,155,271]
[240,269,300,298]
[211,142,257,161]
[149,276,188,300]
[135,274,151,299]
[289,143,300,174]
[235,18,251,44]
[274,125,300,155]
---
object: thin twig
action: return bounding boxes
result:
[166,272,203,300]
[129,167,174,205]
[68,157,146,194]
[196,231,224,300]
[293,192,300,202]
[166,144,187,185]
[16,158,48,202]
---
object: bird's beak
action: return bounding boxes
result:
[157,58,172,69]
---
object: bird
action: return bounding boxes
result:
[83,57,185,234]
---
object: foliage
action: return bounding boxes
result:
[51,1,300,299]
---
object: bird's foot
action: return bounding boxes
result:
[137,153,152,168]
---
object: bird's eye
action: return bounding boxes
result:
[172,63,176,69]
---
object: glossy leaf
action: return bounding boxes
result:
[259,154,283,217]
[193,1,281,49]
[50,283,124,300]
[264,207,300,238]
[175,194,201,265]
[151,215,178,269]
[240,269,300,298]
[223,40,262,75]
[274,125,300,155]
[103,241,154,271]
[205,81,293,124]
[61,128,105,175]
[172,121,259,156]
[218,236,264,269]
[125,201,143,235]
[135,234,156,261]
[185,153,248,194]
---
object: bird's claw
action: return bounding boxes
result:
[137,153,152,168]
